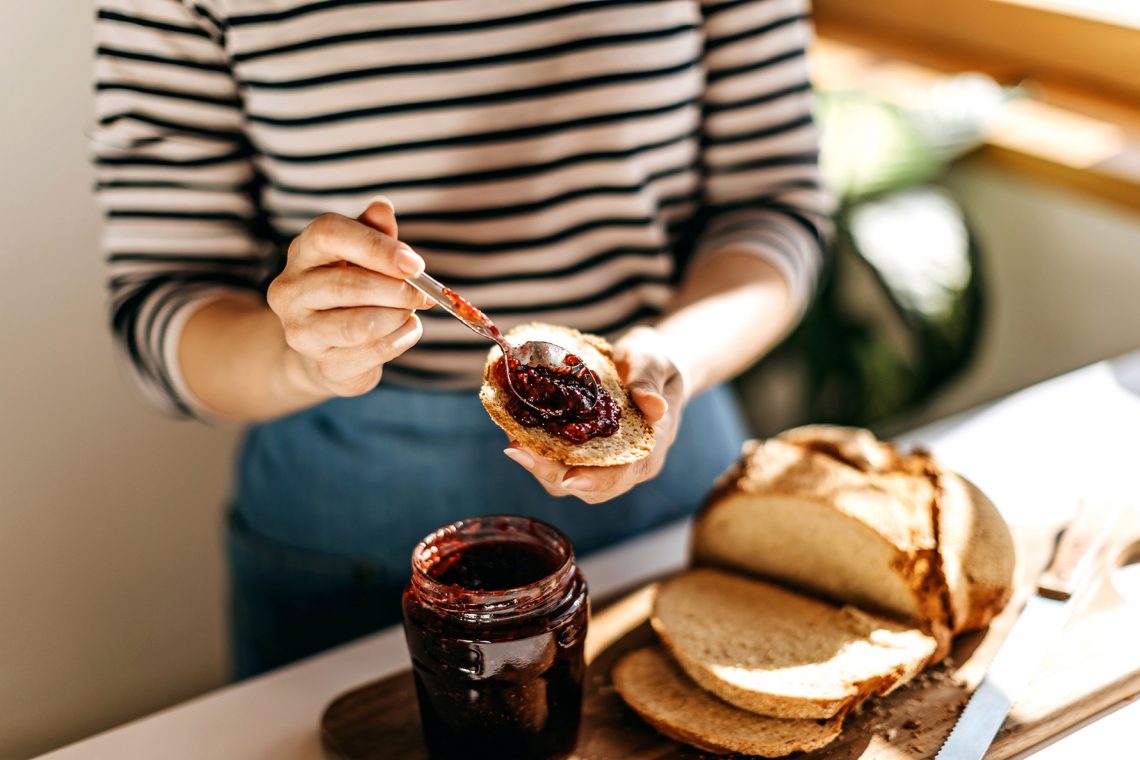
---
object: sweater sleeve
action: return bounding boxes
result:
[93,0,273,417]
[696,0,831,315]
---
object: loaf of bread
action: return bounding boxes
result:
[692,425,1014,658]
[612,647,845,757]
[479,323,654,466]
[652,569,937,719]
[612,425,1015,756]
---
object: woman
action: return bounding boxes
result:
[94,0,828,677]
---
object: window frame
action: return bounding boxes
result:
[811,0,1140,102]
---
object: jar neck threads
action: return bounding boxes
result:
[409,515,576,624]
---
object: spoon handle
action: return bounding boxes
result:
[407,272,599,415]
[405,271,499,343]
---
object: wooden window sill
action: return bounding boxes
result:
[810,21,1140,214]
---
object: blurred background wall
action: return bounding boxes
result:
[0,6,238,759]
[1,4,1139,759]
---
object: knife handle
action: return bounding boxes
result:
[1038,499,1121,601]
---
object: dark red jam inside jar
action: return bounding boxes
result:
[402,516,589,760]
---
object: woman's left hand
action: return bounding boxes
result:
[503,326,686,504]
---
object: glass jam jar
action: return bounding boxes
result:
[401,515,589,760]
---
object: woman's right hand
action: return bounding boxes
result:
[267,199,433,398]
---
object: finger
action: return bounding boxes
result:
[612,327,684,426]
[322,365,384,398]
[293,265,432,312]
[503,447,566,498]
[315,313,423,375]
[631,387,669,425]
[354,199,431,310]
[295,213,424,277]
[620,355,671,424]
[357,196,398,239]
[382,312,426,360]
[562,452,662,498]
[503,444,571,492]
[288,307,413,351]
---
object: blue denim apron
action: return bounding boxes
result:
[228,384,748,677]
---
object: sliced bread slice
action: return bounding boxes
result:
[652,568,937,720]
[479,322,654,466]
[612,647,845,757]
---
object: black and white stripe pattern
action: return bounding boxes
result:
[94,0,828,414]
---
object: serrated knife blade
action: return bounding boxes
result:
[935,499,1120,760]
[934,595,1068,760]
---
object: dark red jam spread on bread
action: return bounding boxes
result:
[492,354,621,444]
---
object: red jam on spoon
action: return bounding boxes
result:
[442,286,497,336]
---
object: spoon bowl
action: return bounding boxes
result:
[508,340,580,371]
[404,271,599,417]
[500,340,600,419]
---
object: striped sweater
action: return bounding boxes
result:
[93,0,829,416]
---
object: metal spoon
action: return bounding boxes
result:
[405,271,599,418]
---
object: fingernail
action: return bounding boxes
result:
[370,194,395,211]
[420,294,436,309]
[397,247,425,276]
[503,448,535,469]
[562,476,595,492]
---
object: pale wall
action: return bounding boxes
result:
[913,162,1140,425]
[2,5,1140,760]
[0,5,238,759]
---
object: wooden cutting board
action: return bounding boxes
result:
[321,508,1140,759]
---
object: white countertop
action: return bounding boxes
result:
[38,353,1140,760]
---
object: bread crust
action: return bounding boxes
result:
[651,621,853,719]
[612,647,845,757]
[939,472,1016,632]
[478,322,654,466]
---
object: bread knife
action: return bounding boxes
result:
[935,499,1121,760]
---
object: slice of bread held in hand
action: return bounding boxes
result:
[652,568,938,720]
[479,322,654,466]
[612,647,845,757]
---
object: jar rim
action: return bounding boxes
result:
[408,515,576,620]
